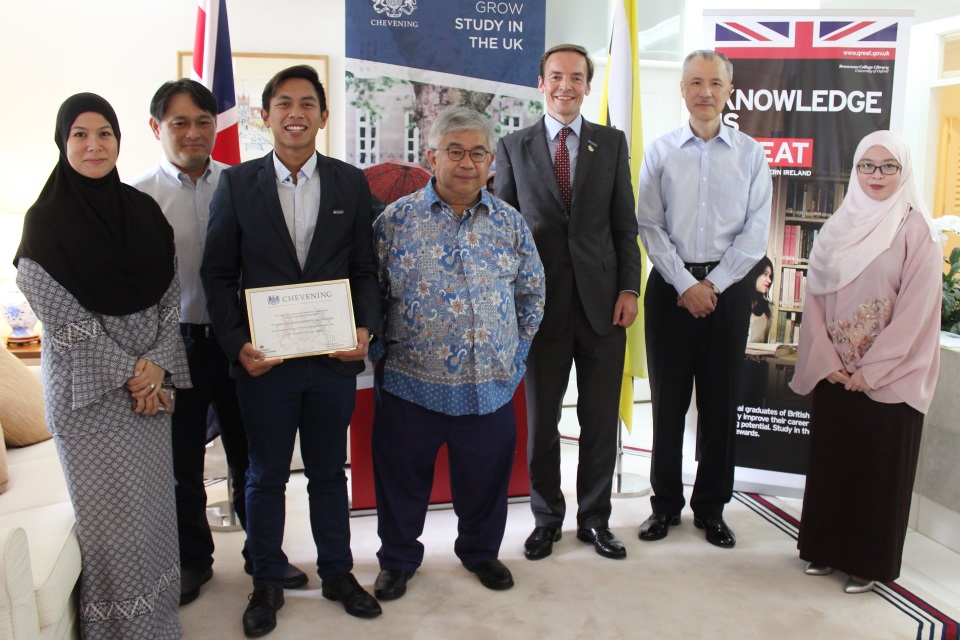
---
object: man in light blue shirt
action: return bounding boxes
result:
[370,107,544,600]
[131,80,306,607]
[636,50,772,549]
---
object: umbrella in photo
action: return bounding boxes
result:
[363,160,432,206]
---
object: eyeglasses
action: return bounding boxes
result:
[436,146,491,163]
[857,162,901,175]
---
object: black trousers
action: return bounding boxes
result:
[173,325,250,571]
[644,270,750,519]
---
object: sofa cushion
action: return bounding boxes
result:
[0,346,49,447]
[0,421,7,494]
[0,502,80,630]
[2,440,69,512]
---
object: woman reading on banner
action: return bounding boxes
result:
[14,93,190,638]
[789,130,941,594]
[747,255,773,343]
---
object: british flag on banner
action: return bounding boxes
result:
[192,0,241,165]
[713,18,901,59]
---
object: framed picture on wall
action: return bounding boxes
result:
[177,52,329,161]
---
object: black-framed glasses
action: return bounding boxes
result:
[857,162,901,175]
[436,146,491,163]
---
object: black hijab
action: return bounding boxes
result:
[14,93,174,316]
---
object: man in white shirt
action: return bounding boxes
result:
[131,79,306,607]
[636,50,772,549]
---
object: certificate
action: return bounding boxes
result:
[245,280,357,359]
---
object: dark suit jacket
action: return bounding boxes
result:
[200,151,380,378]
[495,117,641,339]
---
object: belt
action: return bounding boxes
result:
[684,262,720,280]
[180,323,215,339]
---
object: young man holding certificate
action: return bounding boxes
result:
[200,65,381,638]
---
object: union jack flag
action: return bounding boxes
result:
[192,0,241,165]
[713,18,901,59]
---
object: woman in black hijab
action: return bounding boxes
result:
[15,93,190,640]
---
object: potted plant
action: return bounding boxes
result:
[935,215,960,334]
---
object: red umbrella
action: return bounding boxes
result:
[363,160,432,205]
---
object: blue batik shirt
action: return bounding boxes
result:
[370,179,545,416]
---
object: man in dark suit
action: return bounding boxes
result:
[201,65,382,638]
[495,44,642,561]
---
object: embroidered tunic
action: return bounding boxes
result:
[17,257,190,639]
[790,209,942,413]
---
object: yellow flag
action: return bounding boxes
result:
[598,0,647,433]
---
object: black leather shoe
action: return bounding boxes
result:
[321,572,383,618]
[243,560,309,589]
[463,559,514,590]
[638,513,681,542]
[179,566,213,606]
[694,517,736,548]
[242,586,284,638]
[374,568,416,601]
[576,527,627,559]
[524,526,562,560]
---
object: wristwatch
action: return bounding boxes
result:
[702,280,720,295]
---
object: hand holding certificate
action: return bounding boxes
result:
[246,280,357,359]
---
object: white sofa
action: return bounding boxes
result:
[0,368,80,640]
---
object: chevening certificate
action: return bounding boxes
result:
[245,280,356,359]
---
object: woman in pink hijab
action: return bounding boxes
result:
[790,130,941,594]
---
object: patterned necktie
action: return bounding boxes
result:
[555,127,572,211]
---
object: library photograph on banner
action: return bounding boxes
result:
[706,13,910,479]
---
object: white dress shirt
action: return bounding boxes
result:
[272,152,321,269]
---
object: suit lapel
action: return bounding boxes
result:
[571,119,596,208]
[257,152,299,268]
[523,118,566,211]
[303,152,331,273]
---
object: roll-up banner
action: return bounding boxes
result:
[703,11,912,496]
[345,0,546,510]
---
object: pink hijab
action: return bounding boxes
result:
[806,130,937,296]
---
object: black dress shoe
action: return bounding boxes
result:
[638,513,681,542]
[463,558,514,590]
[321,572,383,618]
[524,526,562,560]
[242,586,284,638]
[243,560,309,589]
[576,527,627,559]
[179,566,213,606]
[374,568,416,601]
[694,517,736,548]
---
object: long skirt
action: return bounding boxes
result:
[55,409,181,639]
[798,380,923,582]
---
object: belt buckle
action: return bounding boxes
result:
[689,265,707,279]
[203,326,212,339]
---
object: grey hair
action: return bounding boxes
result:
[683,50,734,83]
[428,107,495,150]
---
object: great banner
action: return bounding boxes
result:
[706,12,912,495]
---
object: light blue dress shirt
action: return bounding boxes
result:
[637,122,772,296]
[130,158,225,325]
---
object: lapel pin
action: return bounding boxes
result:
[587,140,598,152]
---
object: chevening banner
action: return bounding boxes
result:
[345,0,546,510]
[704,11,912,495]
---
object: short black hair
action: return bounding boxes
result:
[539,44,594,84]
[261,65,327,114]
[149,79,218,121]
